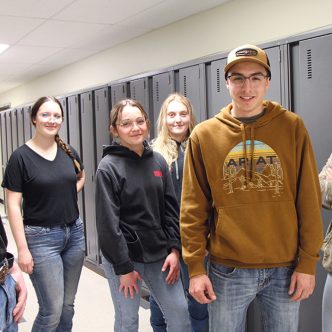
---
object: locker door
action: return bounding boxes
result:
[67,95,84,221]
[23,106,32,141]
[129,77,153,135]
[80,91,98,264]
[264,46,282,104]
[58,97,68,143]
[290,34,332,332]
[110,83,127,106]
[178,64,207,122]
[94,87,110,166]
[6,111,12,158]
[152,72,175,136]
[17,108,24,147]
[11,109,18,152]
[130,78,150,111]
[1,112,7,167]
[208,58,231,117]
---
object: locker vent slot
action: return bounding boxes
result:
[184,75,187,96]
[217,68,221,93]
[306,49,312,79]
[156,81,159,102]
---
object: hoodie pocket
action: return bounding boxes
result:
[213,201,298,264]
[120,223,144,262]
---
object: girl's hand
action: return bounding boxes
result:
[18,247,34,274]
[162,249,180,284]
[119,271,142,299]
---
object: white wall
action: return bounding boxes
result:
[0,0,332,107]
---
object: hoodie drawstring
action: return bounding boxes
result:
[240,123,256,185]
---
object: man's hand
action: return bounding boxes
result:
[189,274,216,304]
[10,262,27,322]
[288,271,315,302]
[119,271,142,299]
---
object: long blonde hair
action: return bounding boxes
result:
[152,93,196,168]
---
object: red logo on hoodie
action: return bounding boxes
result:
[154,170,162,177]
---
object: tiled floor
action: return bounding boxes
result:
[1,203,153,332]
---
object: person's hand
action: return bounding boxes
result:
[162,249,180,284]
[119,271,142,299]
[18,247,34,274]
[189,274,216,304]
[288,271,315,301]
[10,262,27,322]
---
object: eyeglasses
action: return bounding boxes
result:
[117,117,146,129]
[227,73,269,87]
[39,112,63,122]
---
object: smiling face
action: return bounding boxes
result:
[111,104,149,155]
[33,100,63,138]
[226,61,270,118]
[166,100,190,142]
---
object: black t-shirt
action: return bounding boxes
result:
[1,144,84,227]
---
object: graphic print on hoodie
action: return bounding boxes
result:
[223,140,283,197]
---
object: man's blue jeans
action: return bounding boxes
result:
[102,257,191,332]
[150,257,208,332]
[25,218,85,332]
[322,272,332,332]
[208,263,300,332]
[0,274,18,332]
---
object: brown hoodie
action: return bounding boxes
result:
[180,101,323,277]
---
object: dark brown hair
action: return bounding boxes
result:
[110,99,151,130]
[31,96,81,173]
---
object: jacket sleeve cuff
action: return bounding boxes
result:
[113,260,135,275]
[167,240,181,254]
[295,249,320,275]
[186,260,207,278]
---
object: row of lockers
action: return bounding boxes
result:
[1,27,332,331]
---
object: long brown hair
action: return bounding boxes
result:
[31,96,81,173]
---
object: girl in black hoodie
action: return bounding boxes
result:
[95,99,190,332]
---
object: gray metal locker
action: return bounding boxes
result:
[11,109,18,152]
[110,83,127,106]
[1,111,7,167]
[152,72,175,136]
[94,87,110,166]
[129,77,152,136]
[58,97,68,143]
[23,106,32,141]
[207,57,230,117]
[67,95,84,223]
[178,64,207,122]
[80,91,98,264]
[264,46,282,104]
[6,111,12,158]
[17,107,24,147]
[290,34,332,332]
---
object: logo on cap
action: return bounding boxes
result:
[236,48,258,57]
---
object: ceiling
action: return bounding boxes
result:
[0,0,230,96]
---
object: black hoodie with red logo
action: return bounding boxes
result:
[95,141,180,275]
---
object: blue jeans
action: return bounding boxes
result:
[25,218,85,332]
[208,263,300,332]
[322,272,332,332]
[150,257,208,332]
[102,257,191,332]
[0,274,18,332]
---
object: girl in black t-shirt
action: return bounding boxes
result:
[2,96,85,332]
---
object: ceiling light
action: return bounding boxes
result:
[0,44,10,54]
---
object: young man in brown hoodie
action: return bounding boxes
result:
[180,44,323,331]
